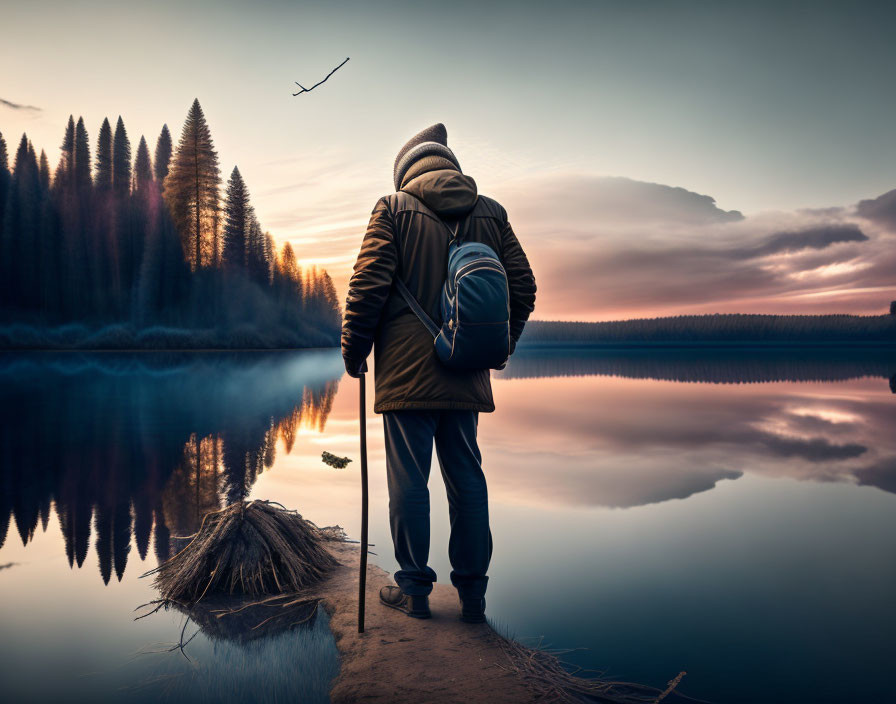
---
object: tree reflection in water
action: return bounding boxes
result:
[0,351,341,583]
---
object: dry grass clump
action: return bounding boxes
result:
[145,500,339,605]
[492,632,703,704]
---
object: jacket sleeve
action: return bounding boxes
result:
[500,215,537,349]
[341,197,398,363]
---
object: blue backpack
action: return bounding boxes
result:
[394,201,511,370]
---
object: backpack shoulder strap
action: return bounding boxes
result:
[391,192,476,338]
[394,277,440,339]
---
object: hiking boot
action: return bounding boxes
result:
[459,596,486,624]
[379,585,431,619]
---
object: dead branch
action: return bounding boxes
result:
[293,57,350,96]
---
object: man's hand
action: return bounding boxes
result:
[344,355,368,378]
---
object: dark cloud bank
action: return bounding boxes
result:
[498,173,896,318]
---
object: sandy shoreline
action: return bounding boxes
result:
[319,541,539,704]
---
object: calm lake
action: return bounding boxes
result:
[1,348,894,703]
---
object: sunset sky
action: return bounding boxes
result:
[2,0,895,320]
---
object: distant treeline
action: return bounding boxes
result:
[498,346,896,388]
[0,99,340,348]
[518,314,896,346]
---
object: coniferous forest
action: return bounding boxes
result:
[0,99,341,349]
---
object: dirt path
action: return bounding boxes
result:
[319,541,539,704]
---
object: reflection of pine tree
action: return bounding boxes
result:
[278,405,303,454]
[133,491,154,562]
[11,464,41,547]
[221,433,253,505]
[220,417,277,504]
[0,507,8,551]
[94,505,112,585]
[0,357,343,582]
[160,434,223,540]
[317,380,338,432]
[302,380,340,432]
[112,498,132,582]
[57,480,93,568]
[0,426,11,550]
[263,420,277,469]
[153,506,171,563]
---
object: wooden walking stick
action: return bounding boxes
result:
[358,366,369,633]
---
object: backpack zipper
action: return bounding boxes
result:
[454,260,506,281]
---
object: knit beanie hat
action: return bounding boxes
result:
[393,123,462,191]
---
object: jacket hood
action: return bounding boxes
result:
[400,169,478,218]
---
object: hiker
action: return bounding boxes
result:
[341,123,536,623]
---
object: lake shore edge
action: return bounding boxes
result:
[318,541,687,704]
[319,540,539,703]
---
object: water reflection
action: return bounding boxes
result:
[485,373,896,509]
[1,349,894,703]
[2,349,894,581]
[0,352,341,583]
[499,346,896,388]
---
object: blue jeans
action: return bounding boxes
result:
[383,410,492,600]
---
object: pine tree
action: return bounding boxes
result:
[73,118,94,315]
[133,136,153,193]
[53,116,75,189]
[247,215,267,284]
[52,117,82,317]
[153,124,172,184]
[279,243,299,286]
[319,269,341,324]
[264,232,275,283]
[164,99,220,269]
[95,118,113,194]
[304,265,320,314]
[1,135,41,310]
[112,117,131,198]
[92,118,115,318]
[136,188,190,324]
[0,132,9,240]
[0,131,9,304]
[135,128,188,324]
[111,117,133,314]
[274,242,303,317]
[222,166,250,268]
[38,176,59,316]
[211,199,221,267]
[74,118,91,192]
[38,150,50,191]
[36,148,55,314]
